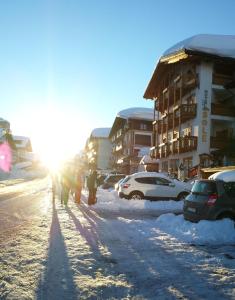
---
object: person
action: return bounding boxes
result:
[87,170,98,205]
[60,164,73,206]
[74,169,83,204]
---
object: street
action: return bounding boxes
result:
[1,178,235,300]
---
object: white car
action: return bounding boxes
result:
[118,172,191,201]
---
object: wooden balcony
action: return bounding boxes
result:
[173,136,197,154]
[211,103,235,117]
[174,104,197,124]
[159,143,172,158]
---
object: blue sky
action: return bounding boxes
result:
[1,0,235,160]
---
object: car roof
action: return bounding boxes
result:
[209,170,235,182]
[130,171,169,178]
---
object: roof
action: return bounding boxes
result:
[144,34,235,99]
[163,34,235,60]
[109,107,154,137]
[90,128,111,138]
[117,107,154,121]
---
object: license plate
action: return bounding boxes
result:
[187,207,196,213]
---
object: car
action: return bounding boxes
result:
[114,177,127,191]
[183,170,235,222]
[101,174,126,189]
[118,171,191,200]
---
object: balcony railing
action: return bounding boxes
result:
[150,146,160,159]
[211,103,235,117]
[174,104,197,124]
[173,136,197,154]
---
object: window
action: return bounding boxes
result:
[135,177,156,184]
[140,123,147,130]
[155,177,171,185]
[192,181,217,195]
[135,134,151,146]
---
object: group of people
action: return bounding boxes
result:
[51,165,98,206]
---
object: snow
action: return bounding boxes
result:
[90,188,183,215]
[163,34,235,59]
[1,178,235,299]
[209,170,235,182]
[90,127,111,138]
[155,213,235,245]
[117,107,154,121]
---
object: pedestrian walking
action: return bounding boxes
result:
[74,169,83,204]
[87,170,98,205]
[60,163,73,206]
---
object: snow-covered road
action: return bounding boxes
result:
[1,178,235,299]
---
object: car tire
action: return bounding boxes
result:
[129,191,144,200]
[177,192,189,201]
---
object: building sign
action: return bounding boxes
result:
[201,90,209,143]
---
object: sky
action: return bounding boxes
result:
[1,0,235,163]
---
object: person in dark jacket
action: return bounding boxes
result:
[87,170,98,205]
[74,169,83,204]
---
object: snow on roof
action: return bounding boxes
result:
[91,128,111,138]
[117,107,154,121]
[163,34,235,60]
[209,170,235,182]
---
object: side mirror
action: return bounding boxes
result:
[169,183,175,187]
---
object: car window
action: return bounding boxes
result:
[155,177,171,185]
[122,176,130,183]
[135,177,156,184]
[223,182,235,197]
[192,181,217,194]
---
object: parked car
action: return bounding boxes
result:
[118,171,191,200]
[114,177,127,191]
[101,174,126,189]
[183,170,235,222]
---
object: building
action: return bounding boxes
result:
[0,118,10,139]
[85,128,112,172]
[109,107,154,174]
[144,34,235,178]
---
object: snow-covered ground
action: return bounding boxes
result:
[1,179,235,299]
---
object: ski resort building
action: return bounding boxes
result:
[109,107,155,174]
[86,128,112,172]
[144,34,235,178]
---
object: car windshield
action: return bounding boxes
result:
[191,181,217,195]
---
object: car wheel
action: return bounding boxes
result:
[129,191,144,200]
[177,192,189,201]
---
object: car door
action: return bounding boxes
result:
[147,177,176,199]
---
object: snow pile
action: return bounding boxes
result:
[117,107,154,121]
[0,163,47,182]
[163,34,235,59]
[90,188,183,214]
[155,213,235,245]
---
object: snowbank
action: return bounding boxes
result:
[155,213,235,245]
[88,188,183,214]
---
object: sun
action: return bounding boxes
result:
[29,107,84,172]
